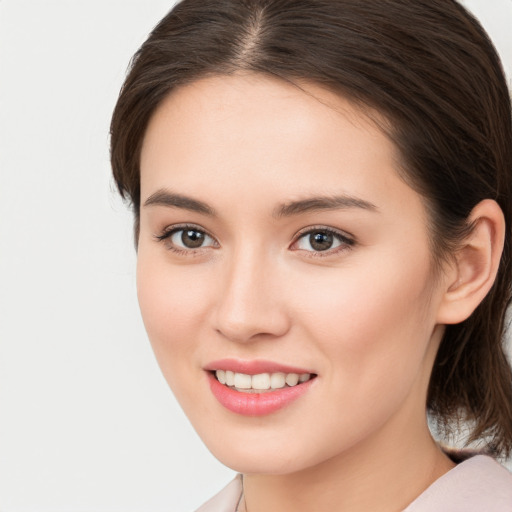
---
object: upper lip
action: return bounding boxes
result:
[204,359,314,375]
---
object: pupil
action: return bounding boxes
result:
[182,229,204,248]
[310,232,333,251]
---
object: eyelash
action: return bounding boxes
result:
[154,224,355,257]
[154,224,218,256]
[291,226,355,257]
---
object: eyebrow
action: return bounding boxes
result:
[143,189,378,218]
[273,195,378,218]
[143,189,216,216]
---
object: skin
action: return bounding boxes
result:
[136,73,503,511]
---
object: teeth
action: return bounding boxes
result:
[270,372,286,389]
[234,373,252,389]
[225,370,235,386]
[251,373,270,390]
[215,370,312,391]
[216,369,226,385]
[285,373,299,386]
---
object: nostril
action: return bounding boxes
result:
[213,307,291,343]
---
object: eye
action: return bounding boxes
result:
[171,228,214,249]
[292,227,354,254]
[155,225,218,252]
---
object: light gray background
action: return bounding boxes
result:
[0,1,511,511]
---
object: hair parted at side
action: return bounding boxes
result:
[110,0,512,457]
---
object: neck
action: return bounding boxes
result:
[242,413,455,512]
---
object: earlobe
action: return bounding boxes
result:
[437,199,505,325]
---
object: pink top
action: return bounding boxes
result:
[195,455,512,511]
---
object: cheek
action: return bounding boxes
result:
[295,252,435,390]
[283,260,437,457]
[135,250,212,378]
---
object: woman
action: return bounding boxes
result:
[110,0,512,510]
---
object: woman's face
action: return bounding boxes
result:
[137,73,450,474]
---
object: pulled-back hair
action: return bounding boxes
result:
[110,0,512,457]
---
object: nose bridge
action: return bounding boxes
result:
[214,242,289,342]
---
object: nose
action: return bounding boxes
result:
[212,248,291,343]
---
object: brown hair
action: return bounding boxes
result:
[110,0,512,457]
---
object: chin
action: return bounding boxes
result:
[212,446,304,475]
[195,421,343,476]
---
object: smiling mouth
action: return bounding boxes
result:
[214,370,315,393]
[208,366,317,415]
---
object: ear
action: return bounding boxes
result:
[436,199,505,325]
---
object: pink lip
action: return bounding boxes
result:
[204,359,313,375]
[205,359,316,416]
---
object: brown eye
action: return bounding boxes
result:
[164,227,217,250]
[294,228,353,254]
[180,229,205,248]
[309,232,334,251]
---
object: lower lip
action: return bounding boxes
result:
[207,372,315,416]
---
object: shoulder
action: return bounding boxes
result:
[193,458,512,512]
[194,474,243,512]
[404,455,512,511]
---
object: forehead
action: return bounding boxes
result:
[139,73,422,222]
[142,73,389,153]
